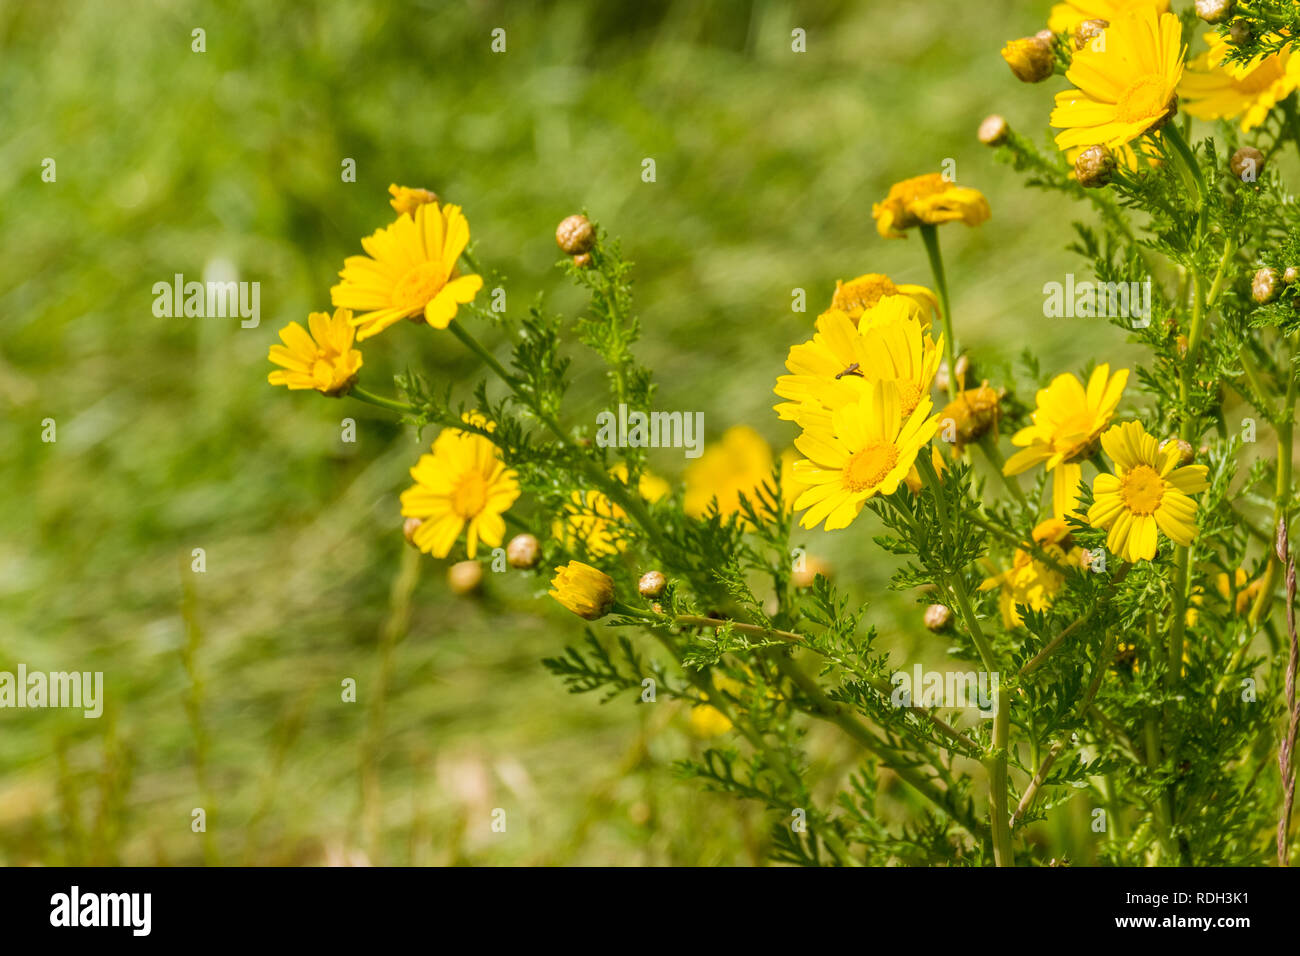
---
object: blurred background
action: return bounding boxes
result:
[0,0,1170,865]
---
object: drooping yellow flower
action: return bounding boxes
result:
[331,201,483,341]
[267,308,363,395]
[1215,567,1266,615]
[774,298,942,429]
[553,465,669,557]
[823,274,939,329]
[1003,364,1128,518]
[1047,0,1168,34]
[388,183,439,217]
[791,380,940,531]
[980,519,1083,628]
[684,426,778,526]
[549,561,616,621]
[872,173,991,240]
[400,422,520,559]
[1180,30,1300,133]
[1051,8,1184,152]
[1088,421,1209,562]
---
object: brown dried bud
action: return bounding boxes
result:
[1074,19,1108,51]
[1075,145,1116,188]
[792,555,830,590]
[1001,35,1055,84]
[1230,21,1251,45]
[556,214,595,255]
[1159,437,1195,466]
[448,560,483,595]
[638,570,666,598]
[506,533,541,569]
[935,354,972,394]
[403,517,423,546]
[939,384,1001,448]
[1195,0,1233,23]
[1253,267,1280,304]
[572,252,592,268]
[1230,146,1264,182]
[978,114,1010,147]
[924,603,953,633]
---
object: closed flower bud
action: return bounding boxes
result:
[556,214,595,255]
[1001,35,1055,84]
[572,252,592,268]
[1253,267,1280,304]
[506,533,540,569]
[924,603,953,633]
[1195,0,1233,23]
[1230,146,1264,182]
[403,516,423,546]
[549,561,616,620]
[1075,145,1116,188]
[448,560,483,595]
[1285,266,1300,284]
[1230,21,1251,45]
[1073,19,1107,51]
[638,570,666,598]
[1159,437,1195,466]
[978,114,1010,147]
[939,384,1001,447]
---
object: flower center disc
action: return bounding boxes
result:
[1119,464,1165,515]
[1116,74,1170,124]
[833,277,896,315]
[893,379,922,417]
[393,262,447,312]
[451,472,489,518]
[844,441,899,492]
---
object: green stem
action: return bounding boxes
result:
[449,319,517,384]
[978,432,1030,510]
[349,385,414,414]
[920,224,958,401]
[1163,124,1208,240]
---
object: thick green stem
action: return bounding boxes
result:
[920,224,958,401]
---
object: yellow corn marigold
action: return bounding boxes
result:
[1048,0,1168,34]
[549,561,616,621]
[980,518,1083,628]
[267,308,363,395]
[1180,30,1300,133]
[872,173,991,240]
[553,465,669,557]
[823,273,939,329]
[684,426,778,526]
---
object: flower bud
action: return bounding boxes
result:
[556,214,595,255]
[1230,21,1251,45]
[978,114,1010,147]
[1253,267,1280,304]
[1075,145,1116,188]
[572,252,592,268]
[506,533,541,569]
[1159,437,1195,466]
[939,384,1001,448]
[549,561,616,620]
[638,570,666,598]
[1195,0,1233,23]
[388,184,439,217]
[1285,266,1300,284]
[792,555,830,590]
[1230,146,1264,182]
[1001,35,1055,83]
[936,354,972,393]
[403,517,423,546]
[448,560,483,595]
[1073,19,1107,51]
[924,603,953,633]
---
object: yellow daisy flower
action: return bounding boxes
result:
[1003,364,1129,518]
[1215,567,1266,615]
[791,380,940,531]
[331,201,483,341]
[872,173,991,240]
[1051,8,1184,152]
[1087,421,1210,562]
[549,561,616,621]
[684,426,778,526]
[774,299,943,428]
[1180,30,1300,133]
[1047,0,1168,35]
[980,519,1082,628]
[267,308,363,395]
[823,273,939,329]
[400,422,520,559]
[554,465,669,557]
[388,183,439,217]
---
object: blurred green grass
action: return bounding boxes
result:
[1,0,1148,864]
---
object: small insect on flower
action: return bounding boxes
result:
[1087,420,1210,562]
[267,308,363,395]
[1180,26,1300,133]
[331,198,483,340]
[791,379,940,531]
[1003,364,1129,518]
[871,173,991,240]
[1051,7,1184,152]
[549,561,616,621]
[388,183,439,217]
[399,419,520,559]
